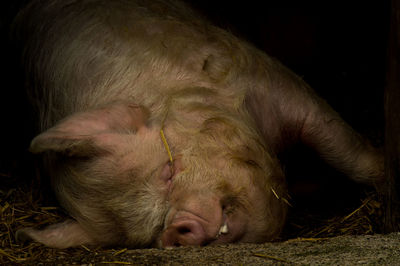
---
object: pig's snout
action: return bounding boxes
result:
[160,198,231,248]
[161,219,208,247]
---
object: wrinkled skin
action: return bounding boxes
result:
[14,0,383,248]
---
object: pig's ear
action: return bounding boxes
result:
[30,102,148,156]
[16,219,94,248]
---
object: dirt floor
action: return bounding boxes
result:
[3,233,400,265]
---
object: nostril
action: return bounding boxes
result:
[177,226,191,234]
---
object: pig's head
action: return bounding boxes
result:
[17,98,287,248]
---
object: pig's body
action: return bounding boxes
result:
[14,0,383,248]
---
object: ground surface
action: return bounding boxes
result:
[4,233,400,265]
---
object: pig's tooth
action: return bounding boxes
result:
[218,223,229,235]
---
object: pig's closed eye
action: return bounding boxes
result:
[160,162,174,186]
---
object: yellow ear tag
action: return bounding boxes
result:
[160,129,173,164]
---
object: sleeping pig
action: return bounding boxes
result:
[14,0,383,248]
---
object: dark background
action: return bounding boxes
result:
[190,1,389,221]
[0,0,390,228]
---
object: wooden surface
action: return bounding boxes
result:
[384,0,400,232]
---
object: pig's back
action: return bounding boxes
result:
[15,0,261,131]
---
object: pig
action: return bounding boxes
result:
[14,0,383,249]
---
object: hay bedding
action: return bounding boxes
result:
[0,170,383,265]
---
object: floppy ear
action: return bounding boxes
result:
[30,102,148,156]
[16,219,94,249]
